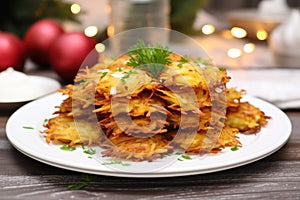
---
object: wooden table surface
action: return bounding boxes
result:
[1,71,299,200]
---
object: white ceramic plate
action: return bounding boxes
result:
[6,93,292,178]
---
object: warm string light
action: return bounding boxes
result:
[84,26,98,37]
[256,30,268,40]
[70,3,99,38]
[227,48,242,58]
[95,43,106,53]
[70,3,81,14]
[231,27,247,38]
[201,24,215,35]
[243,43,255,53]
[107,25,115,37]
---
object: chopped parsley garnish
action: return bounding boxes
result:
[231,146,239,151]
[83,148,96,155]
[117,67,123,72]
[126,41,172,78]
[22,126,34,130]
[81,145,96,157]
[160,153,172,159]
[67,182,88,190]
[102,160,130,166]
[219,67,225,72]
[43,118,48,124]
[181,155,192,160]
[176,152,192,161]
[121,69,137,83]
[100,71,108,80]
[177,56,189,68]
[60,144,76,151]
[75,79,87,85]
[67,174,95,190]
[195,58,209,65]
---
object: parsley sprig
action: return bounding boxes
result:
[82,145,96,155]
[126,41,172,78]
[177,56,189,68]
[102,160,130,166]
[67,174,95,190]
[60,144,76,151]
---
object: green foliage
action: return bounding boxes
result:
[170,0,208,35]
[0,0,82,38]
[126,41,172,78]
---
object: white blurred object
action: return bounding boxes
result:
[269,10,300,67]
[228,69,300,109]
[107,0,170,55]
[0,68,60,103]
[258,0,290,16]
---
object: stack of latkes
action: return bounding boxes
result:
[43,43,269,161]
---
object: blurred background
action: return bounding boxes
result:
[2,0,300,70]
[1,0,300,108]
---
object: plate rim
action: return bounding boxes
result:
[6,92,292,178]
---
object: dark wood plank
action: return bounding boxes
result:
[0,160,300,199]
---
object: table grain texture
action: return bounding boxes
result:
[0,71,299,200]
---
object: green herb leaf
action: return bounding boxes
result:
[67,174,95,190]
[195,58,209,65]
[175,152,183,155]
[126,41,172,78]
[121,69,137,83]
[117,67,123,72]
[100,71,108,80]
[179,56,189,63]
[67,183,88,190]
[231,146,239,151]
[81,174,95,182]
[43,119,48,124]
[219,67,225,72]
[121,163,131,166]
[75,79,87,85]
[22,126,34,130]
[160,153,172,159]
[102,160,130,166]
[60,144,76,151]
[181,155,192,160]
[83,148,96,155]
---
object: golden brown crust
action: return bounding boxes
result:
[42,53,270,161]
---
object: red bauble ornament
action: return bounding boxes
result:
[0,32,27,72]
[49,32,98,83]
[24,19,64,67]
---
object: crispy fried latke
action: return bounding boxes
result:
[226,102,270,134]
[42,52,270,162]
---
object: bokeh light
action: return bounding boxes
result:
[107,25,115,37]
[257,30,268,40]
[227,48,242,58]
[95,43,106,53]
[243,43,255,53]
[84,26,98,37]
[202,24,215,35]
[70,4,81,14]
[231,27,247,38]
